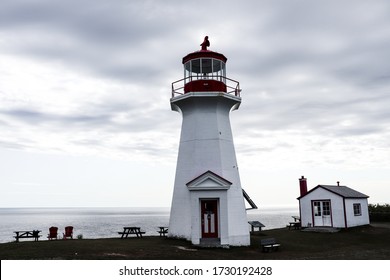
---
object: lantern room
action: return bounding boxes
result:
[171,38,240,97]
[182,51,227,93]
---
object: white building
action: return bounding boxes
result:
[168,39,251,246]
[298,176,370,228]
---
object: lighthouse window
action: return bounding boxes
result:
[201,58,212,74]
[183,58,226,84]
[184,61,191,82]
[213,59,222,72]
[191,59,201,74]
[184,61,191,72]
[213,59,226,82]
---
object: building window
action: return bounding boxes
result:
[353,203,362,216]
[313,201,321,216]
[322,201,331,216]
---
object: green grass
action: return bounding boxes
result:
[1,224,389,260]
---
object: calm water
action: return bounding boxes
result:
[0,206,298,243]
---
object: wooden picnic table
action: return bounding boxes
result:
[292,216,301,222]
[260,238,281,252]
[118,227,145,238]
[287,221,301,230]
[157,226,168,237]
[287,216,301,230]
[14,230,41,242]
[248,221,265,232]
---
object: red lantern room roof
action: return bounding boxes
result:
[182,50,227,64]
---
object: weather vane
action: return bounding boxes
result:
[200,36,210,50]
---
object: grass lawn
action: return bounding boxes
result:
[1,224,389,260]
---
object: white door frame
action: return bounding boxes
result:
[312,200,332,227]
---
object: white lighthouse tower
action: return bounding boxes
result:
[168,37,251,246]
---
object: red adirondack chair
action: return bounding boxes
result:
[63,226,73,239]
[47,227,58,240]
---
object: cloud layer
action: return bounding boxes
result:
[0,0,389,206]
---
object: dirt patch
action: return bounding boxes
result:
[102,252,129,257]
[175,246,198,252]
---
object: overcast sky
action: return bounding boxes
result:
[1,0,389,208]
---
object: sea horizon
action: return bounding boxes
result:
[0,206,299,244]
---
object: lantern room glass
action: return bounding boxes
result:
[184,58,226,83]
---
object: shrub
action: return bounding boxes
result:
[369,204,390,222]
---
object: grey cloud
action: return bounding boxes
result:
[1,0,389,159]
[0,139,30,150]
[0,0,180,85]
[0,0,165,42]
[235,87,390,140]
[0,102,176,135]
[0,108,111,127]
[230,0,390,93]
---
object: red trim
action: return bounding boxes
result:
[310,200,315,226]
[297,185,322,200]
[329,201,334,227]
[184,80,227,93]
[298,202,302,226]
[298,185,369,200]
[343,198,348,228]
[201,199,219,238]
[186,170,232,186]
[182,50,227,64]
[311,199,332,227]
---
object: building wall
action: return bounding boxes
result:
[300,187,370,228]
[168,93,249,246]
[226,189,250,245]
[300,188,344,227]
[344,198,370,227]
[299,188,342,227]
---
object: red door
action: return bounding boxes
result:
[201,200,219,238]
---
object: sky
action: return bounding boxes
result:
[0,0,389,208]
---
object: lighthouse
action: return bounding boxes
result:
[168,37,251,246]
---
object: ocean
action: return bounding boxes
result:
[0,206,298,243]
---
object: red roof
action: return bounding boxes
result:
[182,50,227,64]
[297,185,369,200]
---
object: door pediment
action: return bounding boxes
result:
[186,170,231,191]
